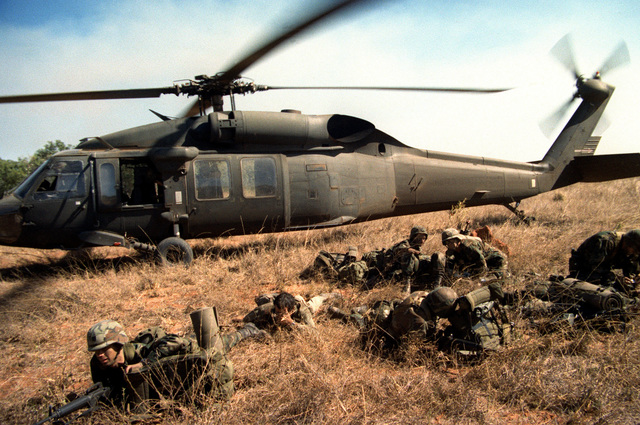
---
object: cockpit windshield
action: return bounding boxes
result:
[11,160,51,199]
[10,158,87,200]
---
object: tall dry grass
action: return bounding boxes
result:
[1,177,639,424]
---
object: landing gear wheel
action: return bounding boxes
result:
[157,237,193,267]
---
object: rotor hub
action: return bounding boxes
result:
[576,76,612,103]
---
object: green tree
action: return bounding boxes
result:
[0,159,28,195]
[27,140,73,173]
[0,140,73,196]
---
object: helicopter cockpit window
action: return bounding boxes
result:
[12,161,49,198]
[120,161,164,205]
[32,160,86,200]
[241,157,276,198]
[194,160,230,200]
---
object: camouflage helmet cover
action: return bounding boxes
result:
[410,226,428,241]
[87,320,128,351]
[441,228,463,245]
[424,287,458,317]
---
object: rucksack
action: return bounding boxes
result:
[362,249,386,271]
[124,327,234,409]
[125,351,234,409]
[337,260,368,285]
[444,300,512,355]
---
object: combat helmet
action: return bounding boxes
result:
[409,226,428,241]
[87,320,128,352]
[623,229,640,251]
[424,287,458,317]
[441,228,463,245]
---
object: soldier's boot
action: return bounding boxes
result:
[327,306,366,328]
[223,322,268,352]
[431,268,445,288]
[342,246,359,265]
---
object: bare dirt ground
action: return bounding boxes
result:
[1,177,639,424]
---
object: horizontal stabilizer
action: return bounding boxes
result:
[574,136,601,156]
[552,153,640,189]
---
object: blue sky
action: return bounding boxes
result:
[0,0,638,162]
[0,0,96,26]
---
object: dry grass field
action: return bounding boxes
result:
[1,177,639,425]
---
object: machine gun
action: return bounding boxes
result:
[33,382,111,425]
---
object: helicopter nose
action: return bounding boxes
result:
[0,195,23,244]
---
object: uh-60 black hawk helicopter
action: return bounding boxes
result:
[0,0,639,266]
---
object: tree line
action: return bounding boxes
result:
[0,141,73,195]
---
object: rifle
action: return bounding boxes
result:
[33,382,111,425]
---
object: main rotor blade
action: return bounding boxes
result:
[599,41,630,76]
[0,87,177,104]
[550,34,580,79]
[216,0,376,85]
[265,85,513,94]
[180,97,218,118]
[180,99,201,118]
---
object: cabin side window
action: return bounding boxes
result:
[98,163,118,207]
[241,157,276,198]
[120,160,164,205]
[33,160,86,200]
[194,159,230,200]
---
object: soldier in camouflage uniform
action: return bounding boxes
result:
[241,291,341,332]
[439,282,511,354]
[379,226,430,280]
[309,226,444,289]
[509,276,638,332]
[568,229,640,294]
[441,228,508,279]
[329,282,510,354]
[87,318,261,406]
[374,226,445,290]
[327,290,441,348]
[300,246,360,281]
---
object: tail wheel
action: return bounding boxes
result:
[157,237,193,266]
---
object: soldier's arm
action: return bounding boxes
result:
[464,244,488,274]
[585,236,616,269]
[125,363,143,373]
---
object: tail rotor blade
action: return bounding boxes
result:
[550,34,580,79]
[540,96,576,138]
[599,41,630,76]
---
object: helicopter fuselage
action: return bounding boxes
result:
[0,110,547,250]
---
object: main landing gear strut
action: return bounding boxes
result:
[504,201,535,225]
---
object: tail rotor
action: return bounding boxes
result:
[541,34,629,137]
